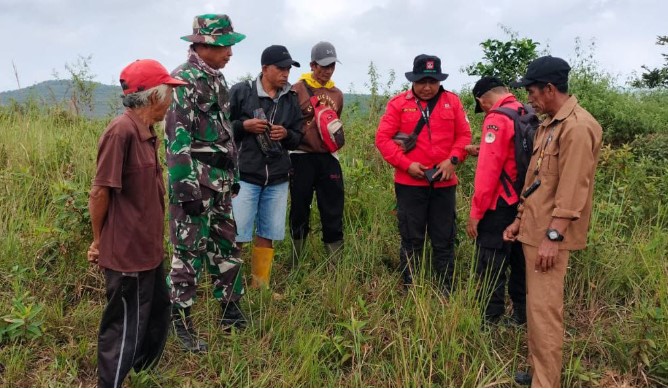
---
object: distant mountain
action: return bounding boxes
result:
[0,79,124,117]
[0,79,371,118]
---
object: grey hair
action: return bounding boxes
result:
[122,84,171,108]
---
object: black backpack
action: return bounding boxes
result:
[491,103,540,197]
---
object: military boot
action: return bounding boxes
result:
[221,300,247,330]
[171,306,207,353]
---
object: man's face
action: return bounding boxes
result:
[412,78,440,100]
[476,94,493,114]
[197,44,233,69]
[526,84,550,115]
[149,87,173,123]
[262,64,291,90]
[311,62,335,85]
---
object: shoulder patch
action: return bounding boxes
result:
[485,132,496,144]
[486,124,499,131]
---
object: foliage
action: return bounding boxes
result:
[631,36,668,89]
[0,291,45,344]
[463,26,540,85]
[63,54,98,116]
[0,58,668,387]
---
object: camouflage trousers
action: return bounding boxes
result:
[167,186,244,308]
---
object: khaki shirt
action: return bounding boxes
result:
[517,96,602,250]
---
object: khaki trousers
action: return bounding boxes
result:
[523,244,570,388]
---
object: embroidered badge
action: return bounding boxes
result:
[486,124,499,131]
[426,61,435,70]
[443,103,451,108]
[402,108,417,112]
[485,132,496,143]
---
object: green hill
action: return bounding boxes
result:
[0,80,124,118]
[0,79,372,118]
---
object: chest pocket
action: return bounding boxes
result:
[195,80,225,142]
[398,110,420,135]
[543,148,559,176]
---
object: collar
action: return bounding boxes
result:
[124,109,156,142]
[298,72,335,89]
[543,95,578,126]
[490,93,517,110]
[256,74,292,99]
[187,47,222,77]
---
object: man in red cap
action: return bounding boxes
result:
[87,59,186,387]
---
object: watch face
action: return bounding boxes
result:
[548,230,558,240]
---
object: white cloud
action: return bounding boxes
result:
[1,0,666,94]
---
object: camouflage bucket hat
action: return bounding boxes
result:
[181,14,246,46]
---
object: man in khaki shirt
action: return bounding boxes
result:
[504,56,603,388]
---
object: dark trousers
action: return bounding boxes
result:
[98,264,171,388]
[395,183,456,287]
[289,153,344,243]
[474,199,526,321]
[475,242,526,320]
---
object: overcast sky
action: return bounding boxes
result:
[1,0,666,94]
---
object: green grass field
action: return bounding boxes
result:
[0,81,667,387]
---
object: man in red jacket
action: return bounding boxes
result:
[466,76,526,326]
[376,54,471,294]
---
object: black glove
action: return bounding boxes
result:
[231,183,240,196]
[181,199,204,216]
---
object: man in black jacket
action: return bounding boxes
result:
[229,45,303,288]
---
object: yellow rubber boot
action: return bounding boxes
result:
[250,247,274,288]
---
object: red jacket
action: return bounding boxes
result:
[470,93,521,220]
[375,88,472,187]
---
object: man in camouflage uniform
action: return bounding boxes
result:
[165,13,246,353]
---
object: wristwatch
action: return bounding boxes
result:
[450,156,459,165]
[546,228,564,242]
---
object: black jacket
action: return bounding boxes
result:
[229,76,303,186]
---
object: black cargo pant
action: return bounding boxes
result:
[98,264,170,388]
[395,183,456,288]
[475,199,526,321]
[289,153,344,244]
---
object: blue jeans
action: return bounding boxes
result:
[232,180,289,242]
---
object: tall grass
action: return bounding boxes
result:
[0,84,667,387]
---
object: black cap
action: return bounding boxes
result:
[405,54,448,82]
[261,45,300,68]
[510,55,571,88]
[472,76,505,113]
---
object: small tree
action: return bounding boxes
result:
[64,55,97,116]
[631,35,668,89]
[464,26,540,85]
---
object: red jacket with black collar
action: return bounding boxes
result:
[375,88,471,187]
[470,93,522,220]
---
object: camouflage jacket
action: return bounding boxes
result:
[165,49,238,203]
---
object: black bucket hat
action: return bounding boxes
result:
[405,54,448,82]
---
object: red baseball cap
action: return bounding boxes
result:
[119,59,187,95]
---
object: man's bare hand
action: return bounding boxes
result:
[407,162,428,180]
[87,241,100,264]
[465,144,480,156]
